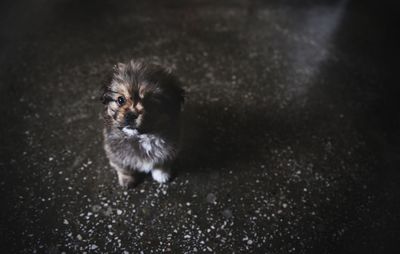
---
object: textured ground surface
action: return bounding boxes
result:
[1,0,399,253]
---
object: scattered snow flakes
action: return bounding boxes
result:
[117,209,123,215]
[76,234,83,240]
[63,219,69,225]
[89,244,98,250]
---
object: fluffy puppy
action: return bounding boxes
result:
[101,60,184,187]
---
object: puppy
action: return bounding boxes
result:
[101,60,184,187]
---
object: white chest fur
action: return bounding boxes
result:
[121,127,172,164]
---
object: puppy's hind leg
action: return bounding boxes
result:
[151,167,171,184]
[117,171,138,188]
[110,161,138,188]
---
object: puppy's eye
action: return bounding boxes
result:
[117,96,125,106]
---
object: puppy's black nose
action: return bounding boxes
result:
[125,111,138,125]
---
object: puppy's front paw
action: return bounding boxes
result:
[117,171,137,188]
[151,169,170,184]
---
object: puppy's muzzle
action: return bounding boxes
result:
[124,111,138,127]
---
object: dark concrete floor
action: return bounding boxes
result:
[1,0,399,253]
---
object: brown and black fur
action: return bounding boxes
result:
[101,60,184,187]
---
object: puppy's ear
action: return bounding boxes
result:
[164,73,185,110]
[100,88,114,104]
[115,62,126,72]
[168,80,185,112]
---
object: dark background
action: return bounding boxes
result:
[0,0,399,253]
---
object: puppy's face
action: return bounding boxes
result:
[101,61,184,133]
[103,81,145,130]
